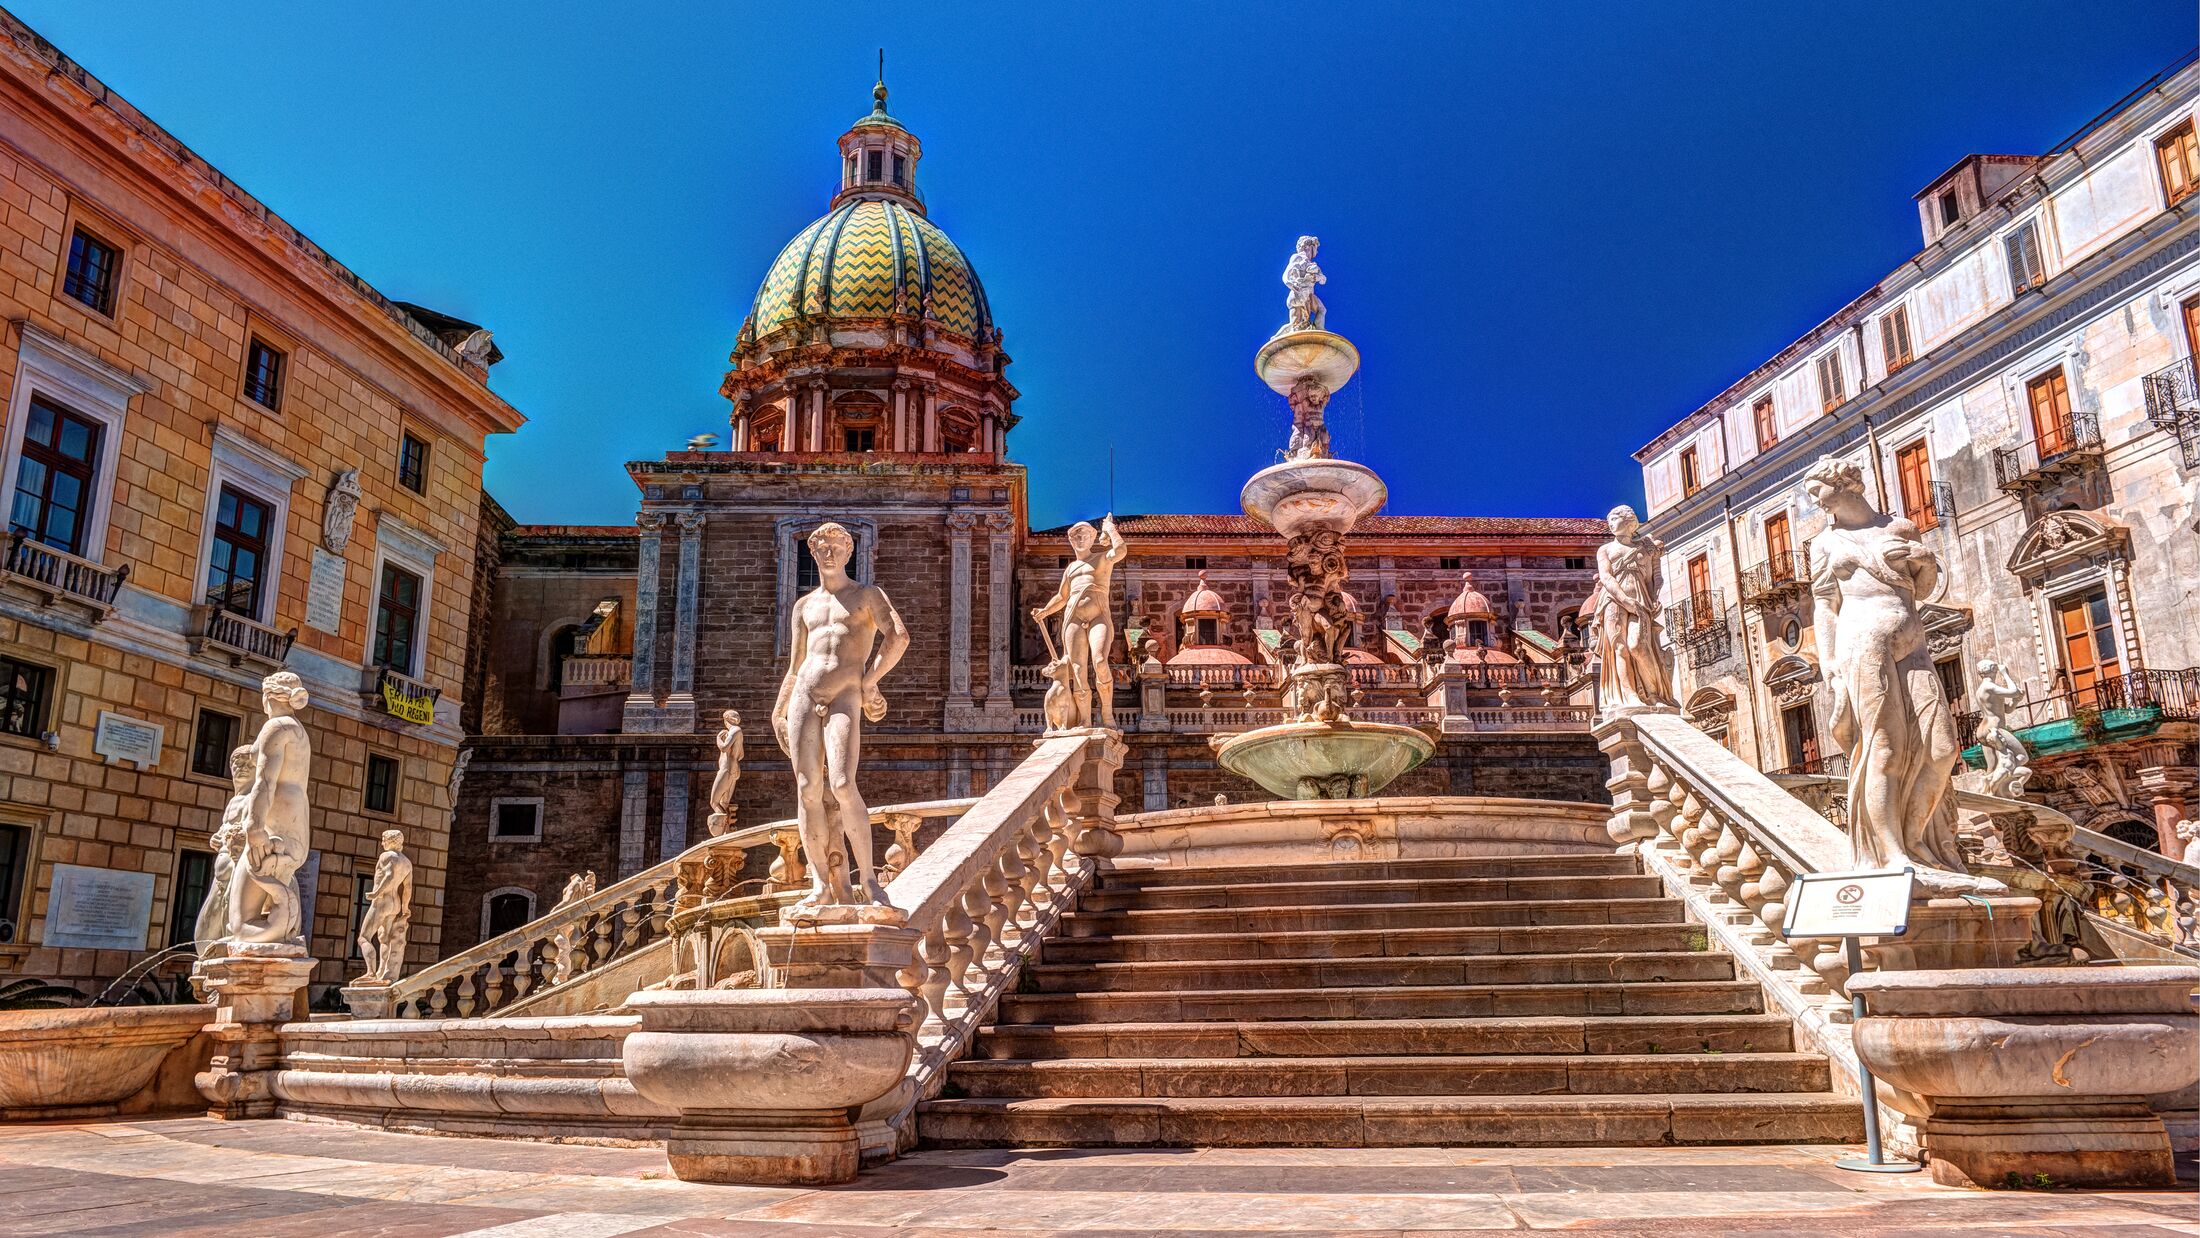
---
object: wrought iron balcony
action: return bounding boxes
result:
[2142,357,2200,430]
[186,604,297,670]
[1993,409,2103,492]
[1929,480,1957,524]
[1,532,128,621]
[1662,590,1733,667]
[1953,666,2200,749]
[1738,551,1811,613]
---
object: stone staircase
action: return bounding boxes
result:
[918,852,1864,1148]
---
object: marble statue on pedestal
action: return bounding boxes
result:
[2176,818,2200,868]
[1280,235,1326,334]
[1029,514,1126,731]
[772,523,909,918]
[1806,456,1992,893]
[1974,658,2033,800]
[1590,506,1675,717]
[193,748,252,957]
[225,672,314,949]
[355,830,412,984]
[706,710,743,835]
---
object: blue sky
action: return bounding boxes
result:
[13,2,2193,528]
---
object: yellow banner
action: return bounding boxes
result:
[380,677,435,725]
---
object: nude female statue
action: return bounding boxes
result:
[1590,505,1676,716]
[772,523,909,915]
[1029,514,1126,730]
[227,672,314,948]
[706,709,743,835]
[1806,456,1993,892]
[194,747,252,956]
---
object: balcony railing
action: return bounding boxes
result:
[1993,409,2103,492]
[1738,551,1811,613]
[1954,667,2200,749]
[2142,357,2200,430]
[186,604,297,670]
[558,653,632,690]
[1,532,128,620]
[1769,750,1848,779]
[1928,480,1956,524]
[361,664,441,724]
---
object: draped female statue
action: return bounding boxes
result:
[1591,505,1675,716]
[1805,457,1992,892]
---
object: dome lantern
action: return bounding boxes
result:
[834,70,924,214]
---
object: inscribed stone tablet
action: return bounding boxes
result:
[93,712,162,767]
[306,548,346,633]
[44,864,156,950]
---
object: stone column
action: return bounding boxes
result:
[921,382,939,453]
[664,511,705,732]
[731,392,751,451]
[619,768,650,876]
[622,512,667,733]
[1068,729,1128,866]
[807,379,828,453]
[891,378,912,452]
[2133,742,2196,855]
[983,511,1015,723]
[945,511,977,723]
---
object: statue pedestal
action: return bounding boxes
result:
[623,988,919,1185]
[191,948,313,1120]
[1851,966,2200,1188]
[1864,896,2039,972]
[758,922,921,990]
[340,981,394,1019]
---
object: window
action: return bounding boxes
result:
[942,429,972,453]
[0,823,29,944]
[793,538,820,592]
[2004,222,2045,294]
[1564,556,1587,570]
[1937,190,1961,228]
[1686,554,1711,606]
[1934,656,1966,705]
[1763,513,1794,576]
[2026,368,2075,457]
[1752,397,1777,453]
[364,753,399,815]
[371,561,423,674]
[2055,588,2122,708]
[1880,305,1914,373]
[866,150,883,182]
[190,708,241,779]
[1815,352,1845,413]
[1895,440,1937,530]
[1781,703,1821,774]
[350,872,373,958]
[169,849,214,947]
[485,890,535,938]
[2156,120,2199,206]
[397,432,430,494]
[1438,556,1462,570]
[1184,556,1207,570]
[10,397,103,555]
[1195,617,1219,645]
[242,339,285,410]
[842,426,875,452]
[1466,618,1490,646]
[2183,294,2200,360]
[61,227,118,315]
[205,485,273,617]
[0,656,52,740]
[491,798,543,840]
[892,154,907,186]
[1679,447,1701,496]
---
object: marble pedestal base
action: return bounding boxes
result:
[622,988,919,1185]
[191,949,313,1120]
[1863,895,2038,972]
[340,983,394,1019]
[1850,965,2200,1189]
[757,922,921,989]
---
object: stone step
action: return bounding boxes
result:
[945,1052,1832,1099]
[998,979,1767,1024]
[1104,854,1640,889]
[1023,949,1736,993]
[971,1013,1794,1060]
[1041,922,1708,965]
[1057,896,1685,937]
[1079,873,1664,912]
[916,1092,1865,1148]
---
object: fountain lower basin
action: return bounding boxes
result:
[1211,719,1434,800]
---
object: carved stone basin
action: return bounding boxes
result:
[0,1003,212,1111]
[1254,328,1359,397]
[1240,459,1386,539]
[1212,719,1434,800]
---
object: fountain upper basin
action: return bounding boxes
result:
[1211,719,1434,801]
[1241,458,1386,539]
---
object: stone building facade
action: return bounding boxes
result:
[0,12,524,997]
[445,84,1610,953]
[1634,55,2200,854]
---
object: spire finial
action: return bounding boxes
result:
[873,48,888,113]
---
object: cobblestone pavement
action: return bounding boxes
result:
[0,1120,2192,1236]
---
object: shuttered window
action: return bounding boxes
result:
[1895,440,1936,531]
[1815,352,1845,412]
[2026,369,2075,457]
[1752,397,1777,452]
[2004,222,2045,294]
[2156,121,2199,206]
[1880,305,1914,373]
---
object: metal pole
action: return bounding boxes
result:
[1835,934,1921,1173]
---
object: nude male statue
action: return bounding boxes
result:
[1029,513,1126,730]
[227,671,313,949]
[356,829,413,984]
[706,709,743,836]
[772,523,909,914]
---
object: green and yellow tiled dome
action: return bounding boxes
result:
[750,199,993,341]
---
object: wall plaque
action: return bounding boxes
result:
[93,712,162,768]
[43,864,156,950]
[306,548,346,634]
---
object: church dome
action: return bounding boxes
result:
[749,199,994,342]
[1446,572,1496,621]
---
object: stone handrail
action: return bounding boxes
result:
[2067,824,2198,954]
[871,728,1123,1151]
[382,798,975,1019]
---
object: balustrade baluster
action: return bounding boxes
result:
[942,901,978,992]
[512,943,537,999]
[918,925,952,1024]
[618,901,643,954]
[1733,841,1765,908]
[482,961,507,1012]
[454,970,479,1017]
[647,878,674,939]
[1011,827,1045,929]
[1710,820,1742,889]
[589,912,614,972]
[426,983,450,1018]
[983,848,1020,947]
[958,885,996,974]
[1043,796,1072,892]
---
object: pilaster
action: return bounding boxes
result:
[619,768,650,876]
[944,510,978,727]
[662,765,692,862]
[980,511,1016,727]
[663,511,705,732]
[622,512,668,733]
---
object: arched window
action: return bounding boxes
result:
[832,393,885,454]
[483,888,535,939]
[547,624,581,691]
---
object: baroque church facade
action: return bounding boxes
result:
[448,84,1610,952]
